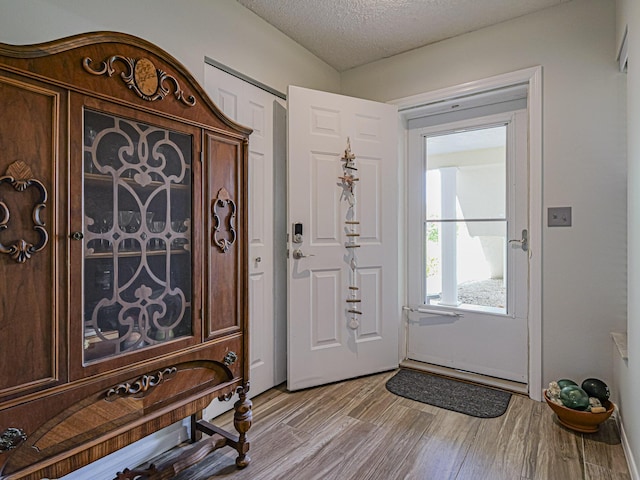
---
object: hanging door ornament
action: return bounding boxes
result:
[338,138,361,329]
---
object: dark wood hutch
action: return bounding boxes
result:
[0,32,251,479]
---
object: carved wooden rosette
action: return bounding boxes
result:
[212,187,237,253]
[0,161,49,263]
[82,55,196,106]
[104,367,177,401]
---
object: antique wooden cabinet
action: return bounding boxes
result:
[0,32,251,479]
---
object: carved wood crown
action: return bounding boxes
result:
[82,54,197,107]
[0,32,254,137]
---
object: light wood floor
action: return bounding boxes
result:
[149,370,630,480]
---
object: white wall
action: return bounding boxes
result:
[619,0,640,474]
[343,0,627,390]
[0,0,340,95]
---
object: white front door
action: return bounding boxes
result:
[204,65,286,399]
[287,86,399,391]
[406,110,529,384]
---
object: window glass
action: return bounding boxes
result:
[425,125,507,313]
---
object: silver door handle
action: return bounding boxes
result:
[292,249,314,259]
[509,229,528,252]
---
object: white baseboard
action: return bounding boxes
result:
[617,413,640,480]
[54,420,189,480]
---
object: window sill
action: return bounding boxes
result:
[610,332,628,360]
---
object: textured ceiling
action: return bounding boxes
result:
[236,0,570,71]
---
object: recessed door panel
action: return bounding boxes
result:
[312,152,341,243]
[355,157,381,242]
[249,272,266,369]
[357,267,382,340]
[311,269,342,348]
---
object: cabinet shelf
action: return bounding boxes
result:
[85,248,189,259]
[84,172,190,191]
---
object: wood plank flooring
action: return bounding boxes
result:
[143,371,630,480]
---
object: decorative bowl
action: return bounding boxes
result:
[543,389,614,433]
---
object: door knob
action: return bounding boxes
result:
[508,229,528,252]
[292,249,314,259]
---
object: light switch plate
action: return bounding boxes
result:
[548,207,572,227]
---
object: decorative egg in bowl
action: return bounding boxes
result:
[543,389,614,433]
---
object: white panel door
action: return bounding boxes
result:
[204,66,286,400]
[287,86,399,391]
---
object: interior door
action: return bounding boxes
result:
[204,65,286,399]
[406,110,529,385]
[287,86,399,391]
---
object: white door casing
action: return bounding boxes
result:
[203,65,286,409]
[391,66,543,400]
[287,86,400,391]
[406,110,529,384]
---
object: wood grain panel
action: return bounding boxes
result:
[0,75,62,399]
[583,418,630,477]
[142,371,630,480]
[524,402,585,479]
[455,394,532,480]
[585,462,632,480]
[205,132,245,339]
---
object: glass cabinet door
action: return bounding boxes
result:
[82,109,192,362]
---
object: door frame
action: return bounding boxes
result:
[389,66,543,401]
[405,110,529,385]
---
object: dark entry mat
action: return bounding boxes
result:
[385,369,511,418]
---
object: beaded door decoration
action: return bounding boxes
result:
[338,138,361,330]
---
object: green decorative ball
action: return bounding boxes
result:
[557,379,578,389]
[581,378,610,402]
[560,385,590,410]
